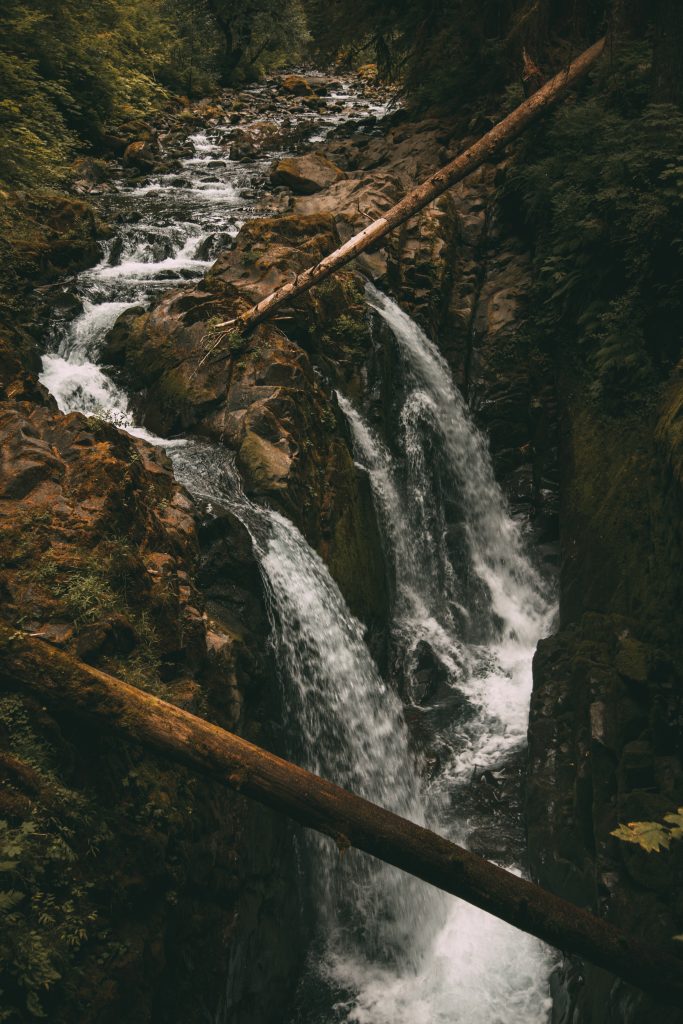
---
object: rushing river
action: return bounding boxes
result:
[40,75,555,1024]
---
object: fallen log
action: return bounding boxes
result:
[217,36,605,333]
[1,621,682,1004]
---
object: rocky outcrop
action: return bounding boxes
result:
[103,211,389,640]
[0,191,108,401]
[229,121,285,160]
[527,368,683,1022]
[11,65,679,1024]
[319,118,559,531]
[270,153,345,194]
[0,392,303,1022]
[123,140,159,172]
[279,74,315,97]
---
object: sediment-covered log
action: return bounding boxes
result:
[1,620,682,1004]
[217,36,606,333]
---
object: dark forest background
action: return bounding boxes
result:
[1,1,681,185]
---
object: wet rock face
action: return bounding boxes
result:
[321,120,559,535]
[0,191,108,403]
[527,373,683,1022]
[528,617,683,1024]
[0,393,303,1023]
[104,210,389,638]
[0,400,203,677]
[229,121,285,160]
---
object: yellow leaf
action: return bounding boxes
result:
[663,809,683,839]
[611,821,671,853]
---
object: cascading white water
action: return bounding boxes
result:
[255,500,553,1024]
[325,290,557,1024]
[38,79,555,1024]
[39,129,251,429]
[254,510,444,968]
[364,283,549,644]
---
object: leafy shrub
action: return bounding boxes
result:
[0,702,105,1020]
[505,47,683,405]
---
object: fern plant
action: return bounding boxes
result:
[505,46,683,407]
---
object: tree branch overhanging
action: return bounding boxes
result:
[1,621,682,1004]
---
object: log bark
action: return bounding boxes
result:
[217,36,606,334]
[1,621,682,1004]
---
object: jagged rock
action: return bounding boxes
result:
[104,211,388,633]
[229,120,284,160]
[76,613,137,664]
[527,354,683,1021]
[238,430,292,494]
[528,614,683,1020]
[270,153,345,194]
[279,74,314,97]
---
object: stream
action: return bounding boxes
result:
[39,74,556,1024]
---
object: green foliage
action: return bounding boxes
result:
[0,0,314,185]
[612,808,683,853]
[19,541,164,695]
[0,728,104,1020]
[159,0,224,96]
[612,809,683,942]
[60,569,120,624]
[505,49,683,405]
[305,0,609,106]
[324,312,371,348]
[0,0,179,185]
[209,0,311,79]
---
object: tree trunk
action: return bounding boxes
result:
[206,0,244,79]
[652,0,683,106]
[1,623,682,1004]
[216,36,606,334]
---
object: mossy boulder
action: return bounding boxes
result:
[270,153,345,195]
[279,74,314,97]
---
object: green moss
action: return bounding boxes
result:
[0,695,110,1020]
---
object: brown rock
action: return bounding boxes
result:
[76,613,137,664]
[270,154,345,195]
[280,74,314,97]
[237,430,292,495]
[123,140,157,171]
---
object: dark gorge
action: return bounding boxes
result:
[0,3,682,1023]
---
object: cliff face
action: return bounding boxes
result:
[374,105,683,1022]
[0,382,304,1021]
[527,371,683,1023]
[325,108,683,1021]
[0,96,559,1022]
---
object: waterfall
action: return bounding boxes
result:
[256,501,553,1024]
[364,283,550,646]
[38,83,555,1024]
[279,290,556,1024]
